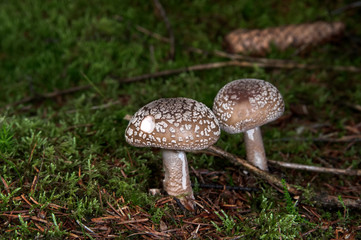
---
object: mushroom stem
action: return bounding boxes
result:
[244,127,268,171]
[162,149,195,210]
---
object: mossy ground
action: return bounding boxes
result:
[1,0,360,239]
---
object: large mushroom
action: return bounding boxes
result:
[213,79,284,171]
[125,98,220,210]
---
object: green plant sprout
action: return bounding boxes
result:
[211,209,239,235]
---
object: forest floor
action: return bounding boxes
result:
[0,0,361,239]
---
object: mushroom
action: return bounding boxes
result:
[213,79,284,171]
[125,97,220,210]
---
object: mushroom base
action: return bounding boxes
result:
[244,127,268,171]
[162,150,195,210]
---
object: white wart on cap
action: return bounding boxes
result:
[125,97,221,150]
[213,79,284,134]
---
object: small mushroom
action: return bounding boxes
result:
[125,98,221,210]
[213,79,284,171]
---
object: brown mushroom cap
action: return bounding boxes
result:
[125,98,221,151]
[213,79,284,134]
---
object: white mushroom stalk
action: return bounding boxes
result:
[244,127,268,171]
[213,79,284,171]
[125,98,220,211]
[162,150,194,209]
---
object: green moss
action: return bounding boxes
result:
[1,0,360,238]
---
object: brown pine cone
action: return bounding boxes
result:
[224,21,345,55]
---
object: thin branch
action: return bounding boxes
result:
[213,49,361,72]
[76,219,95,234]
[119,61,245,83]
[114,15,170,43]
[115,14,171,73]
[272,135,361,143]
[5,34,361,111]
[152,0,175,59]
[2,85,91,110]
[135,25,170,43]
[312,194,361,209]
[118,61,249,82]
[118,60,317,83]
[116,59,361,83]
[207,145,361,209]
[1,176,9,194]
[268,160,361,176]
[192,183,259,192]
[207,145,301,195]
[188,46,308,66]
[66,100,122,114]
[331,1,361,15]
[41,85,91,98]
[210,49,293,64]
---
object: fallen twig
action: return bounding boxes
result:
[76,219,95,234]
[118,61,253,82]
[116,59,361,83]
[66,100,122,114]
[152,0,175,60]
[268,160,361,176]
[272,135,361,143]
[331,1,361,15]
[204,48,295,64]
[207,145,361,209]
[135,25,170,43]
[117,218,149,225]
[1,176,9,194]
[5,56,361,111]
[114,15,171,44]
[207,145,300,195]
[311,194,361,209]
[2,61,248,110]
[193,183,259,192]
[211,48,361,73]
[2,85,90,111]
